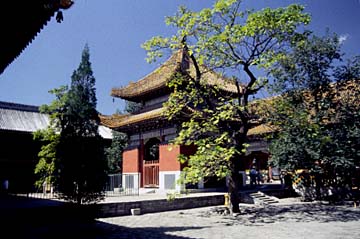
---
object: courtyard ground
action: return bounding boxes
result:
[95,200,360,239]
[2,183,360,239]
[10,199,359,239]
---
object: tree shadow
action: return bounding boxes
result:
[3,219,205,239]
[96,221,208,239]
[198,203,360,227]
[0,195,205,239]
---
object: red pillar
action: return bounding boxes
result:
[139,139,144,187]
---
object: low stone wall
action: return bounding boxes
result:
[94,195,225,218]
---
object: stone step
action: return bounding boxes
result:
[262,197,277,201]
[249,193,264,197]
[252,195,266,197]
[263,200,278,204]
[248,191,279,205]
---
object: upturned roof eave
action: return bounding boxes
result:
[111,51,183,100]
[110,49,240,101]
[99,107,166,130]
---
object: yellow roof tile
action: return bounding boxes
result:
[100,107,165,129]
[248,124,276,136]
[111,49,239,101]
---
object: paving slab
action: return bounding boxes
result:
[97,201,360,239]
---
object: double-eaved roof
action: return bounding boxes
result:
[103,49,241,131]
[0,101,113,139]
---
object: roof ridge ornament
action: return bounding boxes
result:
[43,1,74,23]
[44,0,74,10]
[56,0,74,23]
[59,0,74,9]
[56,11,64,23]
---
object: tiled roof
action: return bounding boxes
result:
[105,79,359,135]
[0,101,112,139]
[111,49,239,101]
[0,102,49,132]
[248,78,360,136]
[100,107,165,129]
[100,105,276,135]
[111,51,181,101]
[98,125,113,139]
[0,1,73,74]
[248,124,275,136]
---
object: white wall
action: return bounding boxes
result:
[122,172,140,189]
[159,170,182,192]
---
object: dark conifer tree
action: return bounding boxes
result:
[56,45,107,204]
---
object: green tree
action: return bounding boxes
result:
[267,32,360,199]
[105,131,127,174]
[104,101,133,174]
[33,86,68,190]
[124,100,142,113]
[143,0,310,212]
[55,45,107,204]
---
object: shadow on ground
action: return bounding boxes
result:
[2,219,203,239]
[1,195,203,239]
[96,222,207,239]
[197,203,360,227]
[2,194,360,238]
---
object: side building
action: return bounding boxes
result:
[0,101,112,193]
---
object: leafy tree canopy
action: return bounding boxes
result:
[266,32,360,197]
[124,100,142,114]
[143,0,310,212]
[33,86,68,189]
[105,131,127,174]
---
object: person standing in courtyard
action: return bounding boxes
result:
[250,166,258,187]
[2,179,9,194]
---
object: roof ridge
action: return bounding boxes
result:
[132,50,183,85]
[0,101,40,112]
[110,50,184,100]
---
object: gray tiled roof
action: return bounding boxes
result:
[98,125,113,139]
[0,101,112,139]
[0,101,49,132]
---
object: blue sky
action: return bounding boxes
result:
[0,0,359,115]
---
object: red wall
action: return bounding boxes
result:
[122,148,140,173]
[159,144,181,171]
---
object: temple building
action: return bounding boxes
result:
[100,49,271,192]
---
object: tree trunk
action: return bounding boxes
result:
[77,195,82,205]
[228,172,240,213]
[228,155,241,213]
[226,125,248,214]
[76,184,82,205]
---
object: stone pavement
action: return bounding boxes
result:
[2,193,360,239]
[4,181,359,239]
[96,200,360,239]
